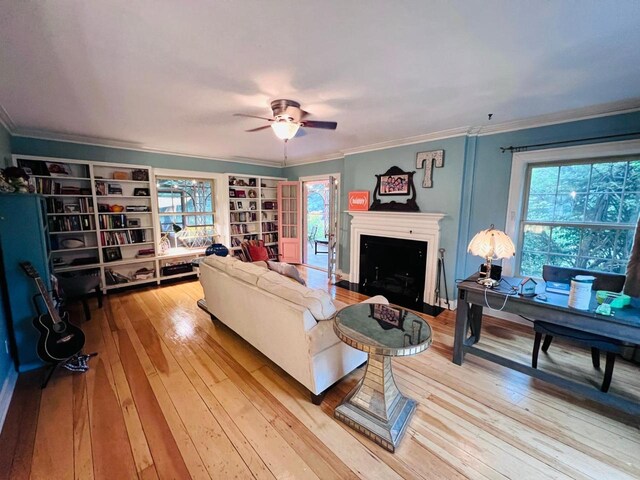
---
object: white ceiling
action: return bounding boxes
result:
[1,1,640,166]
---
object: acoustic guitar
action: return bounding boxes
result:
[20,262,85,363]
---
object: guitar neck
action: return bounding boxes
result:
[34,276,62,324]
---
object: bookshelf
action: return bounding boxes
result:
[14,155,158,291]
[227,174,284,261]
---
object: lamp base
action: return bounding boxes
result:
[476,277,500,288]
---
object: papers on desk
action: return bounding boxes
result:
[546,281,570,295]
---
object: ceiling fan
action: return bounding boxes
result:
[234,99,337,141]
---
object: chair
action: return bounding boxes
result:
[531,266,629,392]
[56,272,103,321]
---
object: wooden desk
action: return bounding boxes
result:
[453,276,640,414]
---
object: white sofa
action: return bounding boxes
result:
[199,255,387,401]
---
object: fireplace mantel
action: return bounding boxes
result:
[346,211,446,305]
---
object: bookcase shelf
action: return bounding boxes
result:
[227,174,283,261]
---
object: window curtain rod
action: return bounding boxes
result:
[500,131,640,154]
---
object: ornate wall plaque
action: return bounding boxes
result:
[416,150,444,188]
[370,166,419,212]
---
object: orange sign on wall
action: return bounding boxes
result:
[348,191,370,211]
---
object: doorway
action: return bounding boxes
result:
[301,175,340,275]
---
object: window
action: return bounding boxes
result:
[518,157,639,277]
[156,177,215,249]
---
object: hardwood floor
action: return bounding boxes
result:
[1,267,639,479]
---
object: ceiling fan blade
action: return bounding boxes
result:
[234,113,274,121]
[245,125,272,133]
[302,120,337,130]
[299,109,310,120]
[294,128,307,138]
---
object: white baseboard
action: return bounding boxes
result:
[335,270,350,282]
[436,298,457,311]
[0,367,18,431]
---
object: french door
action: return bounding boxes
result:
[277,181,301,263]
[327,175,338,278]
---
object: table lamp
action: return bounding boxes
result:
[467,224,515,288]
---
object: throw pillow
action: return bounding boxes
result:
[267,261,306,286]
[248,244,269,262]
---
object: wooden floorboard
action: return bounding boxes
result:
[1,267,639,479]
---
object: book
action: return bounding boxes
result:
[545,281,570,295]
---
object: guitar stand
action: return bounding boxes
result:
[32,293,98,389]
[41,353,99,389]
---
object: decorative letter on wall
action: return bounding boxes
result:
[416,150,444,188]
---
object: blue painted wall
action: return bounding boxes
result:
[285,137,467,296]
[11,136,284,177]
[460,111,640,280]
[285,111,640,299]
[0,122,16,396]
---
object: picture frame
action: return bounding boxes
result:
[236,201,243,210]
[248,178,257,187]
[131,169,149,181]
[229,189,236,197]
[45,162,72,177]
[127,218,141,228]
[380,174,410,195]
[248,189,256,198]
[103,246,123,262]
[229,201,235,210]
[133,187,150,197]
[236,190,247,198]
[249,201,257,211]
[369,304,406,330]
[95,181,106,196]
[64,204,80,213]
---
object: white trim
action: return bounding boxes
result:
[0,104,15,132]
[11,128,283,168]
[476,98,640,136]
[285,153,344,167]
[341,127,470,156]
[4,97,640,168]
[0,367,18,431]
[347,211,446,305]
[300,173,342,273]
[503,139,640,276]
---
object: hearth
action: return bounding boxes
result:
[359,235,427,310]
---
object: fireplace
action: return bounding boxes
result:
[346,211,445,308]
[359,235,427,310]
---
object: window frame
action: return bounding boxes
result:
[153,169,225,251]
[503,139,640,278]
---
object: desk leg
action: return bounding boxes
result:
[453,291,483,365]
[453,293,469,365]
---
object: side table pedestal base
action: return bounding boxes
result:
[334,354,416,452]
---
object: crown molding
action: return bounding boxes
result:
[475,98,640,136]
[284,152,345,167]
[0,104,16,132]
[341,126,471,156]
[3,97,640,169]
[10,127,283,168]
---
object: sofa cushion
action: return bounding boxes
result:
[257,273,336,321]
[267,261,306,285]
[203,254,239,273]
[226,260,271,285]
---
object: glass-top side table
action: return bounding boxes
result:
[333,303,432,452]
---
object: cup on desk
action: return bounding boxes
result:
[568,275,595,310]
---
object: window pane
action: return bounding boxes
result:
[522,225,550,253]
[529,166,558,194]
[554,193,586,221]
[585,192,621,222]
[579,228,615,259]
[520,252,548,278]
[590,162,626,192]
[620,192,640,224]
[626,160,640,191]
[557,164,590,193]
[550,227,581,256]
[526,194,555,221]
[156,177,214,250]
[548,254,576,269]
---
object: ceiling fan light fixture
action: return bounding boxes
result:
[271,119,300,140]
